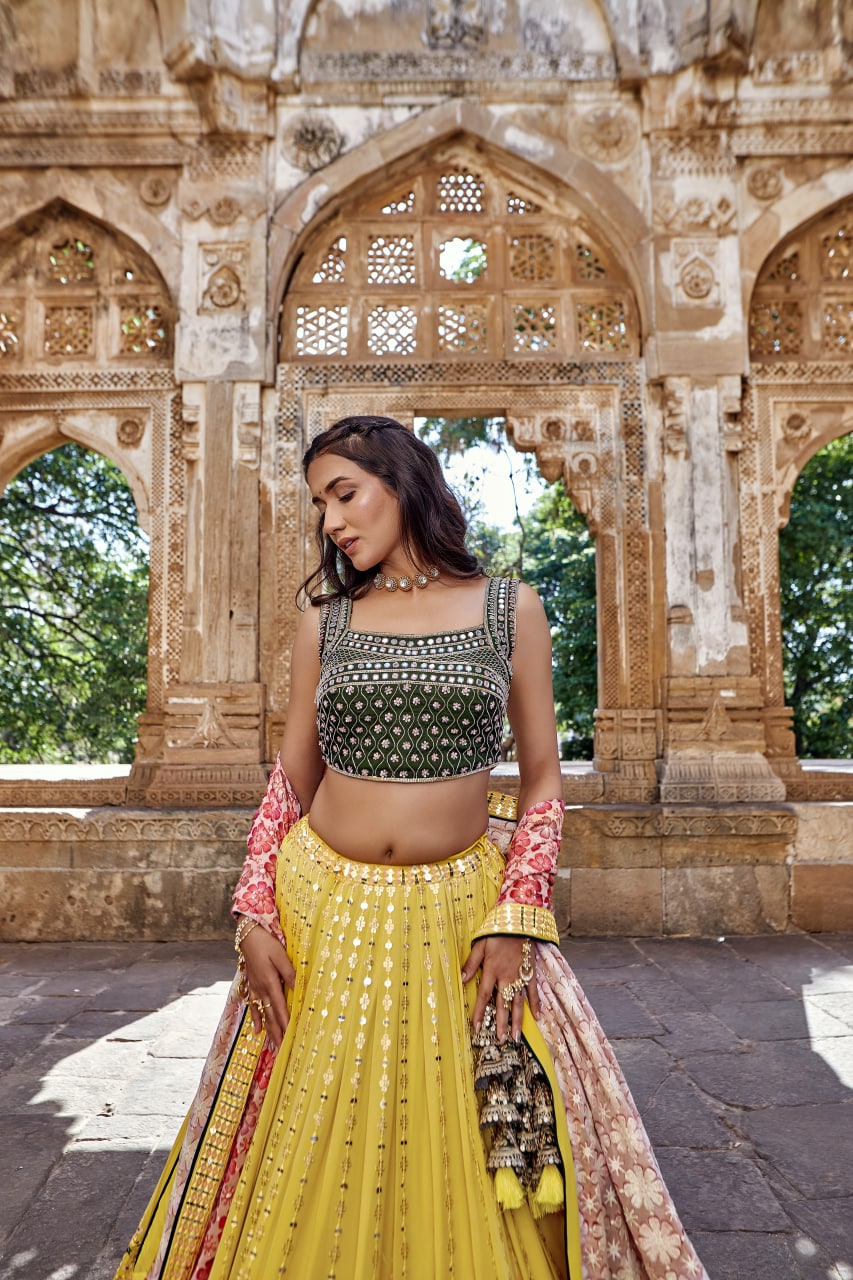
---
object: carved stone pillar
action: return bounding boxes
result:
[657,375,789,802]
[142,380,267,803]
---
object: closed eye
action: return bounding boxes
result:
[339,492,355,503]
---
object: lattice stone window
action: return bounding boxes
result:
[822,301,853,353]
[437,169,485,214]
[509,234,556,282]
[0,205,173,365]
[312,238,347,285]
[295,304,349,356]
[749,301,803,356]
[282,152,638,361]
[44,305,94,355]
[437,303,487,352]
[766,252,800,283]
[0,309,19,357]
[367,304,417,355]
[381,192,415,216]
[576,242,607,281]
[506,192,542,216]
[119,303,167,356]
[750,199,853,360]
[576,301,629,352]
[48,238,95,285]
[367,236,416,285]
[821,225,853,279]
[512,303,556,352]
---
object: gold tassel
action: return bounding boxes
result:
[494,1165,526,1211]
[530,1163,564,1218]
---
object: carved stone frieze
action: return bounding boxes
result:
[755,53,824,84]
[732,126,853,156]
[98,70,162,95]
[0,139,187,168]
[651,133,735,177]
[654,194,735,235]
[0,808,251,842]
[163,683,265,764]
[594,710,662,762]
[300,50,615,83]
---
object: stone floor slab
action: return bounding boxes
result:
[711,997,851,1041]
[654,1149,790,1231]
[739,1104,853,1198]
[682,1041,852,1107]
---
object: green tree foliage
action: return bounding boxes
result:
[418,416,597,756]
[779,431,853,758]
[0,443,149,762]
[523,484,597,758]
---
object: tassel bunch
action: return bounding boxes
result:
[472,1000,564,1217]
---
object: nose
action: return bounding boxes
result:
[324,502,346,535]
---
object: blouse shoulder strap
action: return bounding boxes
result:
[318,594,352,660]
[485,576,520,661]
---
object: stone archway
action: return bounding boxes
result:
[742,196,853,798]
[269,142,663,802]
[0,201,180,795]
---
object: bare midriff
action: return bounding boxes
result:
[307,767,491,864]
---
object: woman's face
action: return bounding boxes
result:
[306,451,402,572]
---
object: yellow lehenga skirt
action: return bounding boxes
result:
[121,817,580,1280]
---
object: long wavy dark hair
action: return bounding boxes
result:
[300,416,483,604]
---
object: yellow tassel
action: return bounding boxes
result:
[530,1163,564,1218]
[493,1165,526,1211]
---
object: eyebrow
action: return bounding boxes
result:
[311,475,352,507]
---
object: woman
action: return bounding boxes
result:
[117,416,707,1280]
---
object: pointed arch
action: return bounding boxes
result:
[270,101,651,342]
[0,171,181,298]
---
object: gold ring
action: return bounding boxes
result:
[500,980,525,1008]
[262,1001,272,1009]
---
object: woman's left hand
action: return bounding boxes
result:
[462,935,539,1043]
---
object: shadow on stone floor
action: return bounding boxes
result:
[0,935,851,1279]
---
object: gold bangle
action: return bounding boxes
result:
[234,916,260,954]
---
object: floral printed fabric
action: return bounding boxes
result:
[496,797,563,909]
[534,943,709,1280]
[230,754,301,947]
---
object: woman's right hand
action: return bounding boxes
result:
[239,922,296,1050]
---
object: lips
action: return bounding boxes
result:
[338,537,358,555]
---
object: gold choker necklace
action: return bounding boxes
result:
[373,566,439,593]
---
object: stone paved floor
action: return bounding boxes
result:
[0,933,851,1280]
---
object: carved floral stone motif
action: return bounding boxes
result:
[671,239,720,307]
[282,115,344,173]
[577,109,638,164]
[200,244,246,311]
[747,165,783,201]
[782,411,812,442]
[139,173,174,207]
[117,417,145,447]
